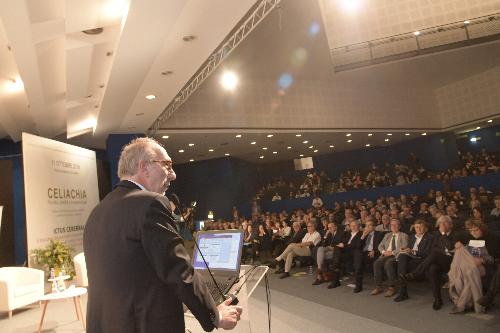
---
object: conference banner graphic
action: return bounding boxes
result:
[22,133,99,263]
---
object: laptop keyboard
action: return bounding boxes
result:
[206,280,231,304]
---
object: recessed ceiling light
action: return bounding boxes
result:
[267,134,274,138]
[387,133,392,136]
[135,112,144,116]
[220,71,238,91]
[384,138,389,142]
[329,145,334,148]
[308,145,314,149]
[299,154,304,157]
[162,135,169,139]
[405,133,410,136]
[260,156,264,159]
[367,133,373,136]
[287,146,292,149]
[250,141,256,145]
[470,137,478,142]
[487,119,493,123]
[188,143,195,146]
[464,20,470,24]
[189,159,194,162]
[421,132,427,136]
[225,153,230,156]
[235,134,242,138]
[347,139,352,143]
[365,144,370,147]
[313,149,318,153]
[302,140,308,144]
[161,70,173,76]
[262,147,268,150]
[295,134,302,137]
[179,149,184,153]
[346,133,351,137]
[476,126,481,130]
[272,151,277,154]
[413,31,420,36]
[145,94,156,100]
[208,148,214,152]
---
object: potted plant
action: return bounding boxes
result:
[31,239,75,278]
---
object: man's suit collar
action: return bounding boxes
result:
[115,179,142,190]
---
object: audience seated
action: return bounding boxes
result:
[269,221,321,279]
[312,222,343,286]
[371,219,409,297]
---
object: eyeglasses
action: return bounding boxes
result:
[150,160,173,170]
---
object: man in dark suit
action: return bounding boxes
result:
[402,215,460,310]
[84,138,242,333]
[361,219,384,274]
[329,220,365,292]
[394,219,433,302]
[312,222,344,285]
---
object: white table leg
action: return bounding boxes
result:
[76,296,86,330]
[73,297,80,320]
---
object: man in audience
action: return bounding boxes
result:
[394,219,433,302]
[313,222,343,285]
[329,220,365,292]
[399,204,414,234]
[402,215,460,310]
[375,214,391,232]
[359,219,384,287]
[312,194,323,208]
[269,222,321,279]
[371,219,409,297]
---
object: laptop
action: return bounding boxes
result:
[192,230,244,304]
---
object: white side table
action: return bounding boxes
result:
[37,287,87,333]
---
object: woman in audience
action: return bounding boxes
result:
[252,224,272,263]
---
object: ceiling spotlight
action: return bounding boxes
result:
[250,141,256,145]
[476,126,481,130]
[235,134,242,138]
[313,149,318,153]
[161,70,173,76]
[224,153,230,156]
[387,133,392,136]
[6,77,24,93]
[208,149,214,152]
[188,143,195,146]
[262,147,268,150]
[346,133,351,137]
[470,137,478,142]
[302,140,308,144]
[299,154,304,157]
[295,134,302,137]
[329,145,334,148]
[340,0,362,13]
[260,156,264,159]
[385,138,390,142]
[405,133,410,136]
[421,133,427,136]
[347,139,352,143]
[179,149,185,153]
[413,31,420,36]
[287,146,292,149]
[272,151,277,154]
[367,133,373,136]
[189,159,194,162]
[487,119,493,123]
[464,20,470,24]
[145,94,156,100]
[162,135,169,139]
[308,145,314,149]
[365,144,370,147]
[220,71,238,91]
[267,134,274,138]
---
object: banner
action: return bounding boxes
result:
[22,133,99,263]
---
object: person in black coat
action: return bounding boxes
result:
[402,215,461,310]
[394,219,433,302]
[83,138,242,333]
[329,220,365,291]
[312,222,343,285]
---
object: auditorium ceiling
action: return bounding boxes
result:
[0,0,499,164]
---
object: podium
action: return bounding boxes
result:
[185,265,269,332]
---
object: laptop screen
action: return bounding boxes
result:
[193,231,243,272]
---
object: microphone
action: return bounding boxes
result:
[173,194,237,305]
